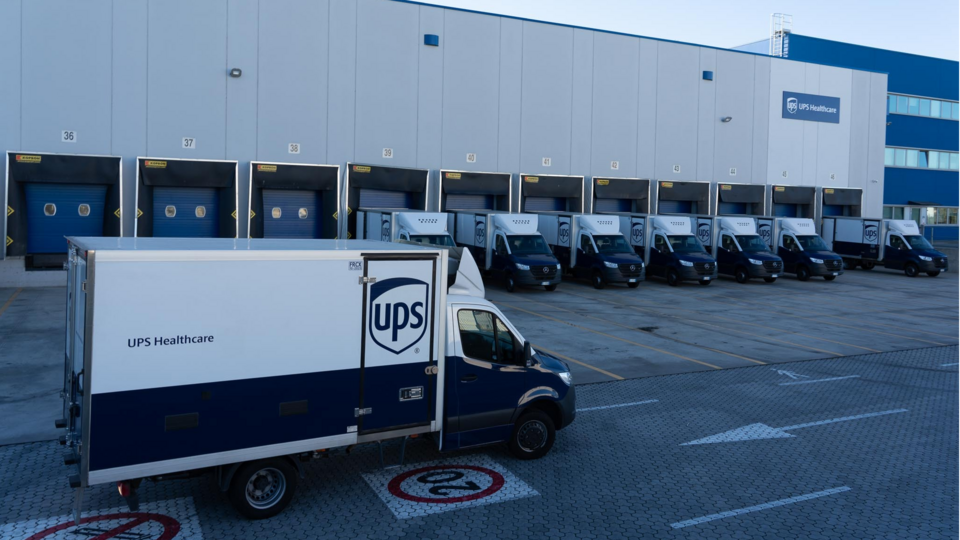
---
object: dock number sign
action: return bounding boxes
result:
[782,91,840,124]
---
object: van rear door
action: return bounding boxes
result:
[359,256,440,434]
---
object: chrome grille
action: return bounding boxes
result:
[824,259,843,270]
[694,262,715,275]
[762,260,782,272]
[618,263,643,277]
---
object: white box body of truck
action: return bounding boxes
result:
[452,212,540,270]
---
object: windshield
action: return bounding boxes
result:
[796,235,829,251]
[735,235,771,253]
[409,234,455,247]
[594,235,633,254]
[669,235,707,253]
[905,235,934,250]
[507,235,552,255]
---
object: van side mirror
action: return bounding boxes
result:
[523,341,533,367]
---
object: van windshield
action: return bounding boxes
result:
[594,235,633,254]
[409,234,455,247]
[905,235,934,250]
[507,235,552,255]
[669,235,706,253]
[796,235,829,251]
[735,235,770,252]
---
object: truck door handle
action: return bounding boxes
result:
[460,374,478,383]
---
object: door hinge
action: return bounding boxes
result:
[425,365,439,375]
[359,276,377,285]
[354,407,373,417]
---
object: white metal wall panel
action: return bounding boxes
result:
[801,63,820,186]
[865,73,889,216]
[417,6,444,170]
[497,18,523,175]
[327,0,357,167]
[767,59,805,185]
[570,29,594,178]
[713,51,755,183]
[696,48,717,182]
[21,0,112,154]
[147,0,228,158]
[751,55,771,185]
[228,0,259,239]
[354,0,419,167]
[655,42,700,180]
[815,65,852,187]
[112,0,148,237]
[441,10,500,171]
[592,32,640,177]
[0,0,21,155]
[519,21,574,174]
[257,0,328,164]
[636,39,658,180]
[847,71,871,195]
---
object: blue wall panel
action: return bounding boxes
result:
[883,168,959,206]
[886,114,959,152]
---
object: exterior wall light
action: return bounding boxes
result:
[721,117,733,123]
[229,68,242,78]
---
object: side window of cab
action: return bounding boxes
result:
[653,234,668,252]
[580,234,594,254]
[721,234,737,251]
[457,309,520,365]
[783,235,798,251]
[495,235,508,256]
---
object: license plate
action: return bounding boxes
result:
[628,278,637,283]
[703,277,711,280]
[541,281,549,286]
[771,274,779,278]
[832,272,838,276]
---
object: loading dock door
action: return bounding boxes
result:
[658,200,693,214]
[152,187,220,238]
[718,202,747,215]
[773,204,799,217]
[24,184,108,254]
[593,199,631,213]
[523,197,564,212]
[445,194,493,211]
[359,189,413,209]
[262,189,321,239]
[821,205,844,216]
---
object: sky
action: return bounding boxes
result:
[418,0,960,61]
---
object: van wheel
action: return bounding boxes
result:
[592,270,605,289]
[824,275,837,281]
[627,281,640,288]
[796,265,811,281]
[505,272,516,292]
[508,409,556,460]
[735,267,749,283]
[860,261,876,270]
[228,458,298,520]
[763,277,777,283]
[544,283,558,291]
[904,263,919,277]
[698,279,712,286]
[927,270,941,277]
[666,268,680,287]
[842,258,858,269]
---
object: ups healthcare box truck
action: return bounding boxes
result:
[357,210,462,280]
[59,237,575,520]
[702,217,784,283]
[537,213,645,289]
[613,214,717,286]
[821,217,948,277]
[764,218,844,281]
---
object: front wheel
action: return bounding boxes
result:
[735,267,749,284]
[763,277,777,283]
[796,265,811,282]
[544,283,558,291]
[927,270,941,277]
[824,275,837,281]
[228,458,298,520]
[627,281,640,289]
[860,261,876,270]
[666,268,680,287]
[698,279,712,286]
[904,263,919,278]
[843,258,859,270]
[508,409,556,460]
[592,270,605,290]
[505,272,517,292]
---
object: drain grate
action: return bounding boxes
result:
[638,326,659,332]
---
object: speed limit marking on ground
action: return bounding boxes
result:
[363,455,538,518]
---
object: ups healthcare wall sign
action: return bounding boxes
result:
[781,91,840,124]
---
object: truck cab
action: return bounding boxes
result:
[714,217,783,283]
[881,220,948,277]
[774,218,844,281]
[647,216,716,287]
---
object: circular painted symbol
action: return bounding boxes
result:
[25,513,180,540]
[387,465,504,504]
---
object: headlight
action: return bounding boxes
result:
[809,257,824,264]
[604,261,618,269]
[679,260,693,267]
[919,255,932,261]
[748,258,763,265]
[515,263,530,270]
[556,263,562,269]
[558,371,573,386]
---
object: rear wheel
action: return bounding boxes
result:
[796,265,811,282]
[508,409,556,460]
[228,458,298,520]
[698,278,712,286]
[592,270,605,290]
[904,263,919,277]
[927,270,941,277]
[843,258,859,270]
[544,283,558,291]
[627,281,640,289]
[860,261,876,270]
[763,277,777,283]
[735,267,749,284]
[824,275,837,281]
[666,268,680,287]
[505,272,516,292]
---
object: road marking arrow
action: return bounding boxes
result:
[771,368,809,380]
[681,409,908,446]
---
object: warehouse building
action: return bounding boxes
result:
[737,24,959,241]
[0,0,887,284]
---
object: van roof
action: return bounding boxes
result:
[67,237,439,252]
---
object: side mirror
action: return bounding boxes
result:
[523,341,533,367]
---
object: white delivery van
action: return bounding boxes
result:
[821,217,948,276]
[357,210,462,278]
[611,214,716,286]
[538,213,645,289]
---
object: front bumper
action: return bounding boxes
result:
[676,265,716,282]
[515,268,562,286]
[919,258,949,272]
[557,384,576,429]
[745,263,782,278]
[601,266,645,284]
[806,261,844,277]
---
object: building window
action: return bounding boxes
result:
[925,207,959,225]
[884,146,960,170]
[887,93,959,121]
[885,206,958,226]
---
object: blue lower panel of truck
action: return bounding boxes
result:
[24,184,108,253]
[152,187,220,238]
[262,189,321,239]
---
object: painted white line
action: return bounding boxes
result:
[682,409,908,445]
[779,375,860,386]
[780,409,908,431]
[670,486,851,529]
[941,363,959,367]
[576,399,659,412]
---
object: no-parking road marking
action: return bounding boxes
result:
[363,455,537,519]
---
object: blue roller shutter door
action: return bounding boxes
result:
[657,200,692,214]
[262,189,321,239]
[718,202,747,215]
[773,203,798,217]
[25,184,108,253]
[523,197,564,212]
[445,194,493,211]
[153,187,220,238]
[821,205,844,217]
[593,199,630,213]
[359,189,413,209]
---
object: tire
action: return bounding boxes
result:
[228,458,298,520]
[763,277,777,283]
[627,281,640,288]
[666,268,680,287]
[842,258,858,270]
[698,279,712,286]
[927,270,941,277]
[860,261,876,270]
[796,265,811,282]
[824,275,837,281]
[544,283,558,291]
[735,267,749,284]
[592,270,605,290]
[904,263,919,278]
[508,409,556,460]
[505,272,516,292]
